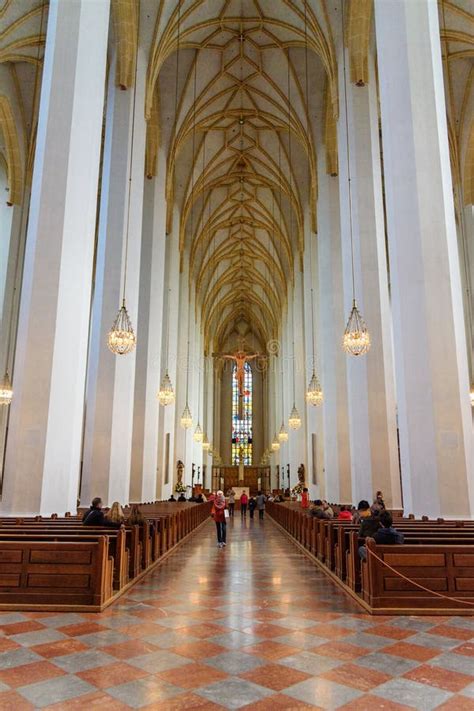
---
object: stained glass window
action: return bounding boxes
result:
[231,361,252,465]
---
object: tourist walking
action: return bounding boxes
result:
[212,490,228,548]
[240,490,248,517]
[248,496,256,519]
[256,491,266,520]
[227,489,236,517]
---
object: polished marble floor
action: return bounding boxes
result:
[0,516,473,709]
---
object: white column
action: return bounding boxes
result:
[130,150,167,503]
[288,272,306,487]
[338,47,401,508]
[2,0,109,516]
[81,49,146,507]
[318,152,351,503]
[375,0,473,518]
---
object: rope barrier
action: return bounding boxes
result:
[366,545,474,608]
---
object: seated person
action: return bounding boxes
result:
[196,494,204,503]
[128,504,147,526]
[83,497,122,528]
[310,500,330,519]
[322,500,334,518]
[373,511,404,545]
[359,503,381,539]
[168,495,176,502]
[337,505,353,521]
[177,493,186,502]
[373,490,386,511]
[104,501,125,527]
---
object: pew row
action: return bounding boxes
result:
[0,502,212,612]
[266,502,474,615]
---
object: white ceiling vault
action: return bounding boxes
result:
[0,0,472,352]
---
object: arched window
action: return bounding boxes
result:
[231,361,252,465]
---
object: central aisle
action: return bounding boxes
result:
[1,516,473,709]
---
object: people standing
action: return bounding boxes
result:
[240,490,248,517]
[248,496,256,519]
[301,487,310,509]
[227,489,236,517]
[256,491,266,520]
[212,490,227,548]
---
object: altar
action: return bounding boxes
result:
[211,465,271,494]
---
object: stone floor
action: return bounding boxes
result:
[0,515,473,709]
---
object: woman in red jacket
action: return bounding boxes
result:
[211,491,227,548]
[338,505,353,520]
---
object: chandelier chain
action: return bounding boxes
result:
[341,0,356,302]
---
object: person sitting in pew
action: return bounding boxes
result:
[177,493,186,502]
[322,500,334,518]
[310,500,330,519]
[168,495,176,502]
[359,510,403,559]
[373,511,404,545]
[359,502,381,539]
[338,505,353,521]
[128,504,147,526]
[105,501,125,526]
[82,497,122,528]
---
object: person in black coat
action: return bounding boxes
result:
[82,498,122,528]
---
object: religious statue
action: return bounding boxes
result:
[212,346,263,397]
[298,463,306,486]
[177,460,184,485]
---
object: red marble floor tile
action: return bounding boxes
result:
[170,640,227,660]
[403,663,474,693]
[368,624,416,640]
[305,623,350,639]
[0,637,21,653]
[244,610,283,622]
[338,695,413,711]
[243,640,301,660]
[240,623,296,639]
[42,691,131,711]
[313,641,368,661]
[58,622,108,637]
[157,662,228,688]
[100,639,161,659]
[117,622,167,638]
[33,639,90,658]
[0,660,65,688]
[321,662,392,691]
[240,662,312,691]
[297,611,343,623]
[240,694,321,710]
[382,641,442,661]
[21,612,57,620]
[77,661,148,689]
[0,690,36,711]
[0,620,45,635]
[453,642,474,657]
[436,696,474,711]
[426,624,474,641]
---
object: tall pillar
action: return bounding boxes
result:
[81,48,146,507]
[129,149,167,503]
[375,0,473,517]
[1,0,109,516]
[338,48,401,508]
[318,153,351,503]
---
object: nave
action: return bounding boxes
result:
[0,518,473,710]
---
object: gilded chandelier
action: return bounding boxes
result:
[108,300,136,355]
[343,299,371,356]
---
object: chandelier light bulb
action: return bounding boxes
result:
[180,403,193,429]
[193,422,203,442]
[271,436,280,452]
[288,403,302,430]
[0,372,13,406]
[278,422,288,442]
[108,299,136,355]
[306,370,323,406]
[343,299,371,356]
[157,370,175,406]
[202,435,210,451]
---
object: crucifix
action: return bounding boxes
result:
[212,338,265,418]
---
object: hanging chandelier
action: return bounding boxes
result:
[288,404,302,430]
[193,422,203,442]
[340,2,370,357]
[157,369,175,406]
[180,403,193,429]
[108,300,136,355]
[278,422,288,442]
[0,372,13,406]
[271,436,280,452]
[306,370,323,406]
[202,435,210,450]
[343,299,371,356]
[470,385,474,407]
